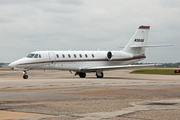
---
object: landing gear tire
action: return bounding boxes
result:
[79,72,86,78]
[96,72,104,78]
[23,75,28,79]
[23,71,28,79]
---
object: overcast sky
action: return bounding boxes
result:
[0,0,179,63]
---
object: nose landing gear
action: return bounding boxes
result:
[23,71,28,79]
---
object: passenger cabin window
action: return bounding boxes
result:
[74,54,76,58]
[68,54,71,58]
[79,54,82,58]
[56,54,59,58]
[39,54,41,58]
[92,54,94,58]
[34,54,38,58]
[27,54,35,58]
[62,54,65,58]
[85,54,88,58]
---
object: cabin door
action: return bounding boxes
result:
[48,52,56,67]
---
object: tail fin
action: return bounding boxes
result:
[123,25,150,55]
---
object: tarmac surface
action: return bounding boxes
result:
[0,68,180,120]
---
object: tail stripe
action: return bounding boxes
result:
[139,26,150,29]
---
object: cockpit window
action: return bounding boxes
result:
[39,54,41,58]
[34,54,38,58]
[27,54,35,58]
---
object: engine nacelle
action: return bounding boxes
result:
[107,51,133,60]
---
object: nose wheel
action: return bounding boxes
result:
[23,71,28,79]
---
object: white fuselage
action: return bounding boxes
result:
[9,50,145,72]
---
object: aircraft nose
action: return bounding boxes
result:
[9,60,19,68]
[8,62,15,68]
[9,58,26,69]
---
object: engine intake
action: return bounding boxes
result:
[107,51,133,61]
[107,51,113,60]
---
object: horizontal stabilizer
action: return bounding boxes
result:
[80,64,158,71]
[131,44,173,48]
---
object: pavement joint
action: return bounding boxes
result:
[72,99,180,120]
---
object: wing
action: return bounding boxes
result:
[79,64,158,71]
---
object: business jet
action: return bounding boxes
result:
[9,25,171,79]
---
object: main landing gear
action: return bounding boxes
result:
[75,72,86,78]
[96,70,104,78]
[75,71,104,78]
[23,71,28,79]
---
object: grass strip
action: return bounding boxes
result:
[130,69,180,75]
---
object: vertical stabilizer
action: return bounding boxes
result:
[123,26,150,55]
